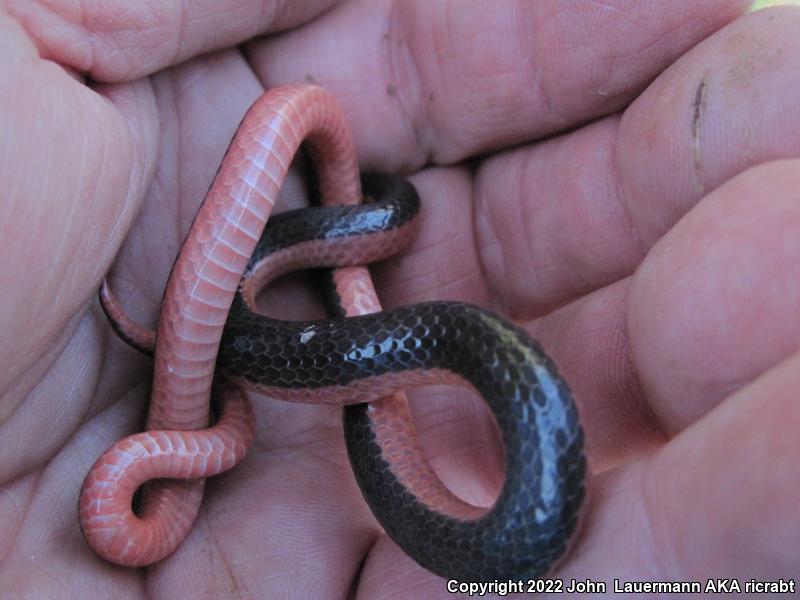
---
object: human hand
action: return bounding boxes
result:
[1,1,798,597]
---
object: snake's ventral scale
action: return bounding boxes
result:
[81,85,586,580]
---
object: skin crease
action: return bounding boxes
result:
[0,0,799,596]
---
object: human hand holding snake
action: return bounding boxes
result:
[2,1,799,597]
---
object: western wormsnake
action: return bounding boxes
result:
[79,85,586,580]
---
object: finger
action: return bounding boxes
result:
[0,15,157,405]
[247,0,749,166]
[4,0,340,82]
[558,350,800,583]
[628,160,800,433]
[530,160,800,468]
[474,8,800,318]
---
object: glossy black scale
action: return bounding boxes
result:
[218,172,586,581]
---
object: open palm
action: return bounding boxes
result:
[1,1,798,597]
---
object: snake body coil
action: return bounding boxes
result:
[219,174,586,580]
[83,87,586,579]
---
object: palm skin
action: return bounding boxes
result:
[1,1,798,597]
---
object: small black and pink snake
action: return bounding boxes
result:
[80,85,586,580]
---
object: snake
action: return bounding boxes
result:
[79,85,586,580]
